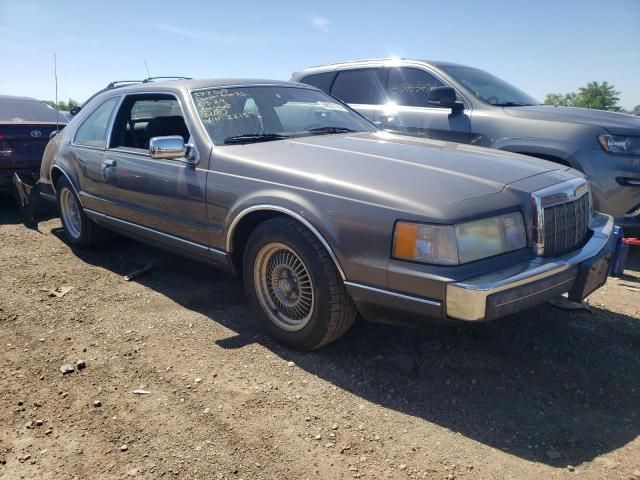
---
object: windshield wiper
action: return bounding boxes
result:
[493,102,533,107]
[223,133,289,145]
[307,126,358,135]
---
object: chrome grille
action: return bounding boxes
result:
[542,193,590,257]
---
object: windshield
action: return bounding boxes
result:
[439,65,540,107]
[191,86,375,145]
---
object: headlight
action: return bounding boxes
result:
[393,212,527,265]
[598,134,640,155]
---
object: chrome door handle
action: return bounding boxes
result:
[103,159,117,168]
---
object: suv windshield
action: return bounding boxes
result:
[439,65,540,107]
[192,86,375,145]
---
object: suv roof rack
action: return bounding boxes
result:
[142,76,193,83]
[105,77,192,89]
[106,80,145,88]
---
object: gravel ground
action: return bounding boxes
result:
[1,197,639,480]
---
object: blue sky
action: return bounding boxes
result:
[1,0,639,109]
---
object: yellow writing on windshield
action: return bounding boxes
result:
[193,89,250,122]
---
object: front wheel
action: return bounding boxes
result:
[243,217,357,350]
[56,176,103,248]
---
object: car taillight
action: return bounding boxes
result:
[0,135,13,157]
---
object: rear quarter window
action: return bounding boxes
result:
[298,72,335,93]
[74,98,119,148]
[330,69,385,105]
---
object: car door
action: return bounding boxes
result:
[373,67,471,143]
[68,97,120,212]
[328,68,385,122]
[97,93,211,253]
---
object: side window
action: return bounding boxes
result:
[74,97,119,148]
[109,95,190,150]
[386,68,445,107]
[330,68,384,105]
[299,72,335,93]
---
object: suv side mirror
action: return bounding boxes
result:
[427,86,465,113]
[149,136,197,164]
[70,106,81,116]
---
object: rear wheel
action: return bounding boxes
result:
[243,217,357,350]
[56,176,102,248]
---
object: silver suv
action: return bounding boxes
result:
[292,59,640,232]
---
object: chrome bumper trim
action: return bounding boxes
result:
[446,212,614,321]
[343,281,442,307]
[624,205,640,220]
[40,192,56,202]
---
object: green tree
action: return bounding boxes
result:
[544,81,621,111]
[544,92,579,107]
[43,98,80,111]
[632,105,640,116]
[574,81,621,111]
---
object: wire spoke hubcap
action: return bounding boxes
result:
[254,243,314,331]
[60,188,81,239]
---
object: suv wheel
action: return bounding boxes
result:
[56,176,102,248]
[243,217,357,350]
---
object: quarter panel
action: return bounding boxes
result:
[54,143,105,212]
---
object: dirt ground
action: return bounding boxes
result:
[1,196,639,480]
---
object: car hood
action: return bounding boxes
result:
[218,132,572,220]
[503,105,640,136]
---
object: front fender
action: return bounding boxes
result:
[493,137,580,169]
[216,182,394,287]
[225,188,347,276]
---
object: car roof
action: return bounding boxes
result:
[294,58,468,73]
[114,78,309,93]
[0,96,67,123]
[0,94,42,102]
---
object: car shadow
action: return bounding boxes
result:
[49,228,640,468]
[626,246,640,272]
[0,192,56,228]
[0,193,22,224]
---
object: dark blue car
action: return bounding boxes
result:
[0,95,66,193]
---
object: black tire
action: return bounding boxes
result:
[243,217,357,350]
[55,176,103,248]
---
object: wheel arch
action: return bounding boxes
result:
[517,151,573,168]
[226,205,347,281]
[493,138,581,170]
[50,166,82,203]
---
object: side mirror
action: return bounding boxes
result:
[427,86,465,113]
[70,106,81,116]
[149,136,197,164]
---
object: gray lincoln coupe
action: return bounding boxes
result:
[34,79,614,350]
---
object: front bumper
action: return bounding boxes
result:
[1,169,39,191]
[446,212,614,321]
[346,212,614,325]
[12,173,56,225]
